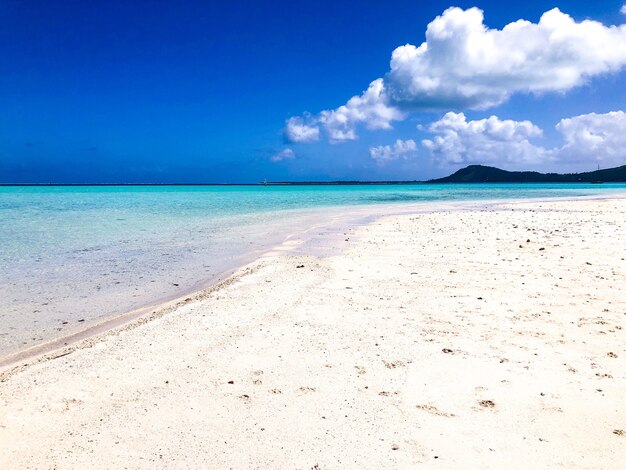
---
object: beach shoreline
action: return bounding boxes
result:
[1,196,626,468]
[3,184,626,359]
[2,192,626,375]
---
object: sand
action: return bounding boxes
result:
[1,198,625,469]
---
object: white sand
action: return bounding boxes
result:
[1,198,625,469]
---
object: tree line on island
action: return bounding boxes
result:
[262,163,626,185]
[428,164,626,184]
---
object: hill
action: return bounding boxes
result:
[429,164,626,183]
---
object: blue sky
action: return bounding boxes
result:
[1,0,626,183]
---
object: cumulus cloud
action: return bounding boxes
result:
[422,112,546,164]
[385,7,626,110]
[271,148,296,162]
[421,111,626,167]
[284,116,320,143]
[287,6,626,142]
[369,139,418,165]
[556,111,626,165]
[284,80,404,143]
[317,79,405,142]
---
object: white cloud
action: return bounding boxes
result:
[421,111,626,167]
[369,139,417,165]
[284,80,403,143]
[284,116,319,143]
[622,4,626,15]
[271,148,296,162]
[317,79,405,142]
[422,112,546,165]
[386,7,626,111]
[287,6,626,142]
[556,111,626,165]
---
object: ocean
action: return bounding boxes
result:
[2,183,626,357]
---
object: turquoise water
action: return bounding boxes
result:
[2,183,626,357]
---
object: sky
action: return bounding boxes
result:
[1,0,626,183]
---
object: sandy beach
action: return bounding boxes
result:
[1,197,625,468]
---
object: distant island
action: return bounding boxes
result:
[428,164,626,184]
[4,164,626,186]
[263,164,626,185]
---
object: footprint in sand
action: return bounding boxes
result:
[48,398,83,413]
[416,404,456,417]
[251,370,264,385]
[383,360,405,369]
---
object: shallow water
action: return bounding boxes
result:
[2,183,626,357]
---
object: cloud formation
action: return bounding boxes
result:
[284,116,320,143]
[284,80,404,143]
[317,79,405,142]
[287,6,626,142]
[421,111,626,167]
[271,148,296,162]
[386,7,626,110]
[556,111,626,164]
[369,139,417,165]
[422,112,546,165]
[622,4,626,15]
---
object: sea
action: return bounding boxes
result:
[2,183,626,358]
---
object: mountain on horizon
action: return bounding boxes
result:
[429,164,626,183]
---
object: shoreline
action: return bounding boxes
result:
[4,186,626,359]
[3,192,626,377]
[1,196,625,467]
[2,192,625,376]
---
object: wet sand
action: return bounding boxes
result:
[1,198,625,468]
